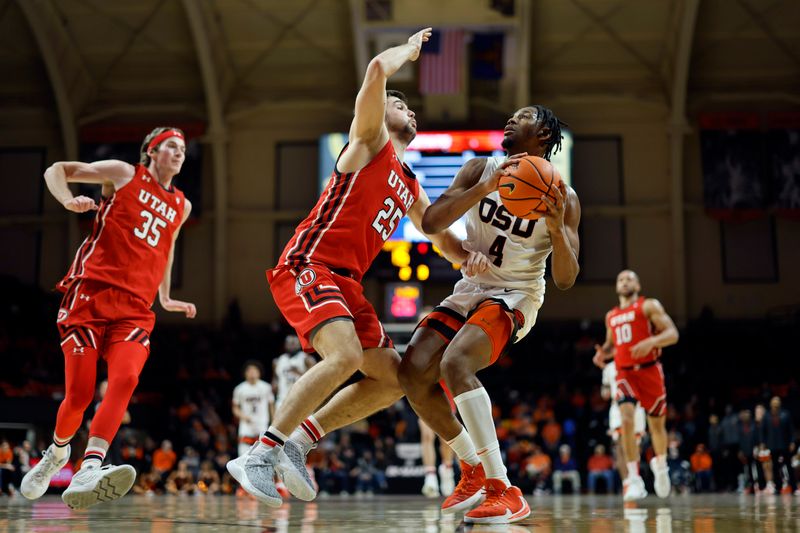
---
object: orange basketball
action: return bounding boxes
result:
[497,156,562,220]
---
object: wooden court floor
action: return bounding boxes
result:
[1,493,798,532]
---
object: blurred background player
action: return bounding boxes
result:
[232,361,274,458]
[273,335,316,411]
[601,359,647,482]
[399,105,580,524]
[420,419,455,497]
[593,270,679,502]
[21,127,196,509]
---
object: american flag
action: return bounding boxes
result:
[419,29,465,95]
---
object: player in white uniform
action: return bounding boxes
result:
[398,105,581,524]
[602,360,647,480]
[233,361,275,457]
[273,335,315,411]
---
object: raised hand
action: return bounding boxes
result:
[407,27,433,61]
[541,181,567,233]
[480,152,528,193]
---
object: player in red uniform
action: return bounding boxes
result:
[592,270,679,501]
[21,127,196,509]
[227,28,490,506]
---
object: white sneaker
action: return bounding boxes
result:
[21,445,70,500]
[439,464,455,496]
[650,457,671,498]
[422,472,440,498]
[623,476,648,502]
[763,481,776,495]
[61,464,136,509]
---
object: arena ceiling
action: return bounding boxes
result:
[2,0,798,129]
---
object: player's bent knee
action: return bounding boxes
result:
[327,348,363,375]
[111,371,139,393]
[63,388,94,413]
[439,354,468,387]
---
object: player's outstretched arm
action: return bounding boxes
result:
[408,188,490,276]
[347,28,431,151]
[630,299,679,358]
[421,154,527,234]
[158,199,196,318]
[44,160,135,212]
[542,184,581,289]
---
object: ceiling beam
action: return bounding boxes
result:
[16,0,93,256]
[667,0,700,325]
[183,0,229,324]
[734,0,800,69]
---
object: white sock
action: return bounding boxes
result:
[654,454,667,469]
[445,427,480,467]
[627,461,640,479]
[259,427,289,450]
[290,415,325,449]
[52,444,69,461]
[454,388,510,487]
[81,446,106,470]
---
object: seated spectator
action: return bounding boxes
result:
[691,443,713,493]
[541,417,563,454]
[552,444,581,494]
[132,470,161,495]
[525,444,552,495]
[152,440,177,479]
[350,451,385,496]
[165,460,195,495]
[667,439,691,493]
[196,460,221,495]
[587,444,615,494]
[0,440,16,496]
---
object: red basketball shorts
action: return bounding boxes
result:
[615,361,667,417]
[267,264,393,354]
[57,279,155,352]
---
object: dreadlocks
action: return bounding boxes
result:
[533,105,568,161]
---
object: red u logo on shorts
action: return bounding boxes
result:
[295,268,317,295]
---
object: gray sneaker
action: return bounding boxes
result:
[21,444,70,500]
[226,446,283,507]
[278,440,317,501]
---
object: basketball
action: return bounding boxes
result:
[497,156,562,220]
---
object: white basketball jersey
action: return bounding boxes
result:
[463,156,553,291]
[232,380,273,437]
[274,351,310,405]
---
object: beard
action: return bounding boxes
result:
[501,134,514,151]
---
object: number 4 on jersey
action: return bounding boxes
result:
[488,235,506,267]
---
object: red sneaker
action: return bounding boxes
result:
[465,479,531,524]
[441,461,486,514]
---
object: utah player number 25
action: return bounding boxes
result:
[133,210,167,247]
[371,197,403,241]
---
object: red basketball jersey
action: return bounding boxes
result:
[606,296,661,368]
[58,164,186,305]
[278,140,419,281]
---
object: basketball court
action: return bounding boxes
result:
[1,494,797,532]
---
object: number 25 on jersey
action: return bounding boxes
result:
[372,197,403,241]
